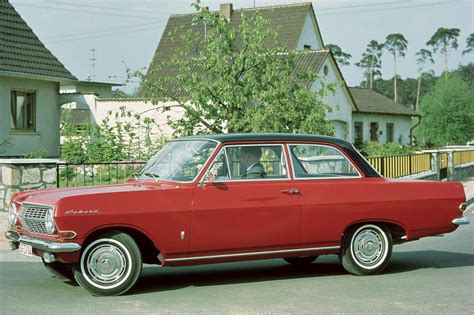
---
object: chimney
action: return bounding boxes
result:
[220,3,233,21]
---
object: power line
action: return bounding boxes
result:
[42,21,163,40]
[315,0,415,11]
[48,0,176,16]
[317,1,457,16]
[13,3,169,20]
[44,24,164,44]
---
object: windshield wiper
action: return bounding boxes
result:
[143,172,160,181]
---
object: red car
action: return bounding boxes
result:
[5,134,469,296]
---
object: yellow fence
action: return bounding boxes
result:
[454,150,474,166]
[367,153,431,178]
[439,152,448,169]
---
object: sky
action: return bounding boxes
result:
[10,0,474,93]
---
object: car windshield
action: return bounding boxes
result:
[139,140,217,182]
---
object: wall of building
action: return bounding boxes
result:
[311,58,353,141]
[296,13,323,50]
[0,76,60,157]
[95,99,183,138]
[352,112,412,145]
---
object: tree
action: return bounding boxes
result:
[415,48,434,110]
[462,33,474,55]
[426,27,460,73]
[355,40,384,89]
[325,43,352,67]
[140,2,334,136]
[418,74,474,146]
[384,33,408,102]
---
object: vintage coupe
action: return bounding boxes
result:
[5,134,469,296]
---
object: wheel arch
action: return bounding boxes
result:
[341,220,408,244]
[82,225,161,264]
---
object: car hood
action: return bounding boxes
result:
[14,180,176,206]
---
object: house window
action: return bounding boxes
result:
[354,122,363,145]
[303,44,311,50]
[11,90,36,130]
[386,123,394,143]
[370,122,378,142]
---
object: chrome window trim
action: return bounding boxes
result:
[166,245,341,262]
[202,143,291,183]
[286,143,362,180]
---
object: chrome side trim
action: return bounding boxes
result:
[5,231,81,253]
[452,217,470,225]
[166,245,341,262]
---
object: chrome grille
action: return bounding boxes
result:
[18,204,50,234]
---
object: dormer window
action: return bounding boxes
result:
[303,44,311,50]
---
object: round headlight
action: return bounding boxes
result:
[8,203,17,225]
[45,208,56,234]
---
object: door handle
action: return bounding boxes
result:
[281,188,299,195]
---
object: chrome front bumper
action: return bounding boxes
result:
[452,217,470,225]
[5,230,81,253]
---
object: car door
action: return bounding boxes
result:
[190,144,302,253]
[287,143,365,245]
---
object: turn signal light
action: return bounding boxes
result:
[59,231,77,240]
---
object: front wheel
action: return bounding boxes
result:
[340,224,392,276]
[73,231,142,296]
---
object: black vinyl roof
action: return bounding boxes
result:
[178,133,349,145]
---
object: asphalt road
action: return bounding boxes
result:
[0,190,473,313]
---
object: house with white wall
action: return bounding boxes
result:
[144,2,357,141]
[350,88,419,145]
[0,0,77,157]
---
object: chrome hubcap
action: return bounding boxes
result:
[353,229,384,267]
[86,244,127,285]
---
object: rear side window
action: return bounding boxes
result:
[289,144,360,179]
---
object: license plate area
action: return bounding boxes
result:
[19,243,33,257]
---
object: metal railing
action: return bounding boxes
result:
[367,153,431,178]
[57,161,146,188]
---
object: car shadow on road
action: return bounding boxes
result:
[130,250,474,295]
[131,257,345,295]
[386,250,474,274]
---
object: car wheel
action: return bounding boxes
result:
[341,224,392,276]
[73,231,142,296]
[42,259,74,280]
[283,256,318,265]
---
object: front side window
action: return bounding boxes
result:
[11,90,36,130]
[289,144,359,179]
[206,145,288,181]
[139,140,217,182]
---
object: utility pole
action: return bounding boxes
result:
[89,48,96,82]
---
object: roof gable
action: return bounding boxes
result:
[146,2,313,83]
[349,88,419,116]
[0,0,76,81]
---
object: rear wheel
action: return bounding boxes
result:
[73,231,142,296]
[284,256,318,265]
[340,224,392,276]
